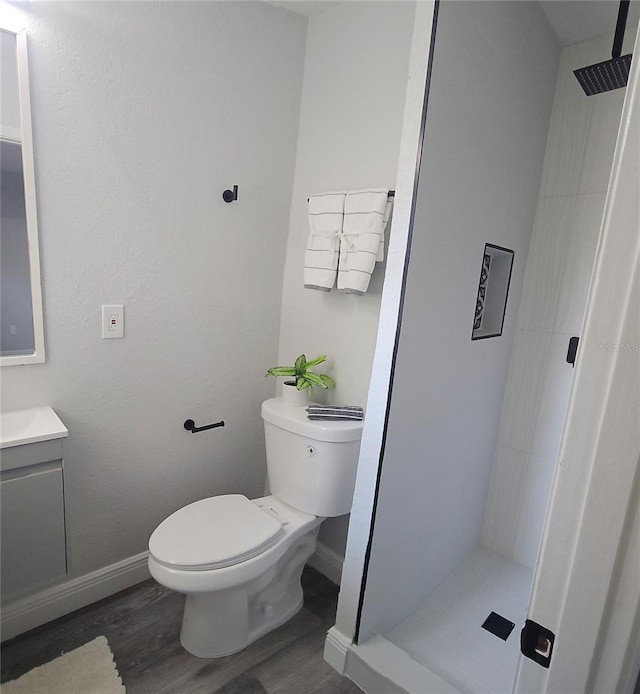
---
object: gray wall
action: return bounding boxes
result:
[276,1,417,556]
[1,1,306,579]
[358,1,559,639]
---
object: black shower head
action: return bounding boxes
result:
[574,0,633,96]
[574,54,632,95]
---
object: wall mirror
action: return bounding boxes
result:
[1,28,45,365]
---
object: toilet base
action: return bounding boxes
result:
[180,532,317,658]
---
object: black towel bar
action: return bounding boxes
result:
[307,190,395,202]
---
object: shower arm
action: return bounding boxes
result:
[612,0,630,59]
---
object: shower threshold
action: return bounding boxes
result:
[385,546,533,694]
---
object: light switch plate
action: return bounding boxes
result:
[102,304,124,339]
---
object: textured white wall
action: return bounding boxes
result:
[358,1,559,639]
[276,1,417,556]
[0,1,306,578]
[481,30,632,569]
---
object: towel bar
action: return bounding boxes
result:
[307,190,395,202]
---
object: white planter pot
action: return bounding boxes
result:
[281,381,309,407]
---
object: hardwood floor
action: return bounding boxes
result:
[1,566,362,694]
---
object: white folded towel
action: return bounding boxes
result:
[337,189,391,295]
[304,192,346,292]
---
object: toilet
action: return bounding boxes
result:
[148,396,362,658]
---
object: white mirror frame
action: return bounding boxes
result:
[1,29,45,365]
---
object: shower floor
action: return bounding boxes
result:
[385,546,533,694]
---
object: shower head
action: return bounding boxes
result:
[574,0,633,96]
[574,54,632,95]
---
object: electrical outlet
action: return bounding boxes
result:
[102,305,124,339]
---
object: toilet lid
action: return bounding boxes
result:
[149,494,283,571]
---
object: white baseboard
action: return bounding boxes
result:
[2,543,342,643]
[324,626,351,674]
[1,551,151,642]
[307,541,344,585]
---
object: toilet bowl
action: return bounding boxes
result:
[149,495,321,657]
[148,397,362,658]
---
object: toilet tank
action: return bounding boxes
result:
[261,398,363,517]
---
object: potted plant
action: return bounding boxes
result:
[266,354,335,406]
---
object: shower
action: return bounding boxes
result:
[326,1,639,692]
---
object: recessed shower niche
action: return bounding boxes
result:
[472,243,514,340]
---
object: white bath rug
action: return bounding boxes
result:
[2,636,126,694]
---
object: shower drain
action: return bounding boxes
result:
[481,611,515,641]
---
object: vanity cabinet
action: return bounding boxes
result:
[0,409,68,602]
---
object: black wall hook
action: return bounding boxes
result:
[222,185,238,203]
[184,419,225,433]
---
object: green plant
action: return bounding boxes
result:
[265,354,335,391]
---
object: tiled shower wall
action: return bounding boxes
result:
[481,31,632,569]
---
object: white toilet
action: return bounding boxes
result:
[148,397,362,658]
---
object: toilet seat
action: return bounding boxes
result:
[149,494,283,571]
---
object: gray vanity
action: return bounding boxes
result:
[0,407,68,601]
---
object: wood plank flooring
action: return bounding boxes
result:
[1,566,362,694]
